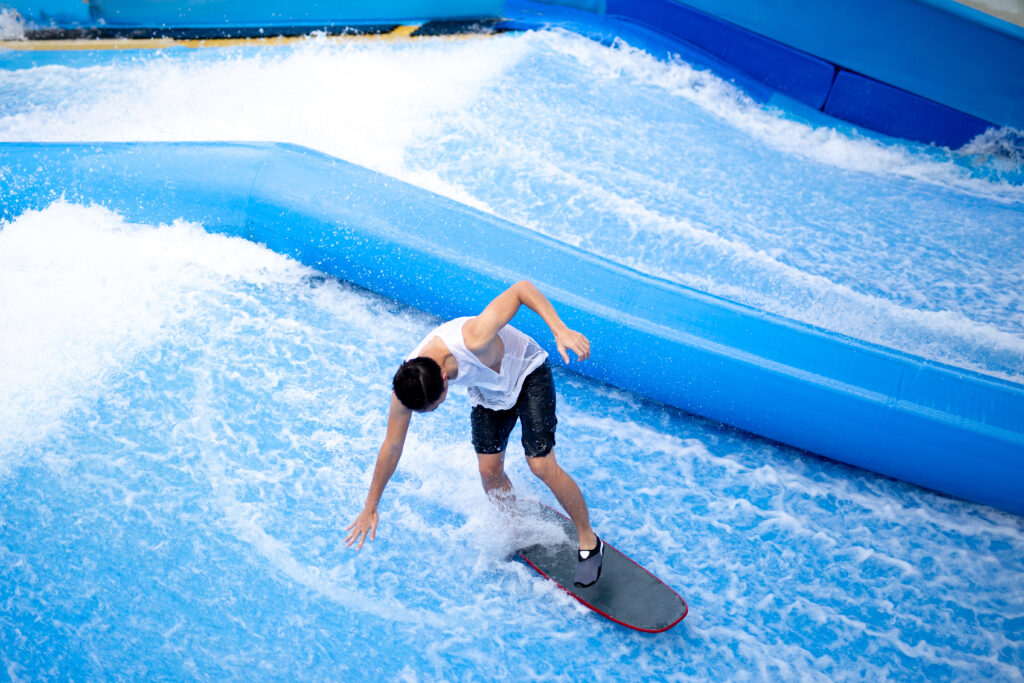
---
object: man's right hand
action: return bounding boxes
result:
[344,507,379,550]
[554,325,591,364]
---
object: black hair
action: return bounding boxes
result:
[393,357,445,411]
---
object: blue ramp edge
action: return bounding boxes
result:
[2,141,1022,516]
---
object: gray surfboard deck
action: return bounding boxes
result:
[515,502,687,632]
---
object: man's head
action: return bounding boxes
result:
[393,357,448,412]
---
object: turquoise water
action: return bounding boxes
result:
[2,31,1024,680]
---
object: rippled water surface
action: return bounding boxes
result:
[1,204,1022,680]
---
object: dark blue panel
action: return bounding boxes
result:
[662,0,1024,130]
[605,0,836,109]
[824,69,992,149]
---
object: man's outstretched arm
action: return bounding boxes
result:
[462,281,590,364]
[344,394,412,550]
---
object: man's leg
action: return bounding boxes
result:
[528,451,598,551]
[477,451,514,504]
[472,402,518,508]
[517,364,598,552]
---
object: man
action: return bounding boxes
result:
[344,280,604,586]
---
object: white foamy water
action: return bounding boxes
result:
[2,30,1021,380]
[1,203,1022,680]
[0,34,527,205]
[0,200,304,462]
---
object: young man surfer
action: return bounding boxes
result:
[344,280,604,586]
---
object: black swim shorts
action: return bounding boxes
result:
[470,362,557,458]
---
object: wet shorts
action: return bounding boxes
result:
[470,362,557,458]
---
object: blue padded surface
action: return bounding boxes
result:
[645,0,1024,131]
[825,69,991,148]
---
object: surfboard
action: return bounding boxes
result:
[515,502,688,633]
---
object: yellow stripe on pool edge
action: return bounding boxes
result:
[0,24,491,51]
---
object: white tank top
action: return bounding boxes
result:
[408,317,548,410]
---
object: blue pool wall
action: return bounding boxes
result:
[6,0,504,29]
[2,141,1022,516]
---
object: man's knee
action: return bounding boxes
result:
[478,452,505,481]
[527,452,558,481]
